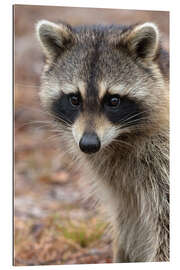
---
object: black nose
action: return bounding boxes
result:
[79,132,101,154]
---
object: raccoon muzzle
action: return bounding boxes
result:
[79,132,101,154]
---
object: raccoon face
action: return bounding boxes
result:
[37,20,167,154]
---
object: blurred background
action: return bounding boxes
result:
[14,5,169,266]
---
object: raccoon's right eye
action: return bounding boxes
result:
[109,96,120,107]
[69,94,81,107]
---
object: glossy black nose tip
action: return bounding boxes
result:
[79,132,101,154]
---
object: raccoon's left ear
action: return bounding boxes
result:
[111,22,159,61]
[125,23,159,60]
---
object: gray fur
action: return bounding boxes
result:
[36,20,169,262]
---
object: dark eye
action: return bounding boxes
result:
[108,96,120,107]
[69,94,80,107]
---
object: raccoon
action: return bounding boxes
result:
[36,20,169,262]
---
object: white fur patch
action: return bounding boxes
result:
[61,83,78,95]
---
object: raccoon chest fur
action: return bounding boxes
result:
[84,138,169,262]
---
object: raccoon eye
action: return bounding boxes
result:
[69,94,80,107]
[108,96,120,107]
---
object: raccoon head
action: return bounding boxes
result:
[36,20,168,155]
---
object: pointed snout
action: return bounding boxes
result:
[79,132,101,154]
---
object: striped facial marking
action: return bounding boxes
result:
[51,79,145,135]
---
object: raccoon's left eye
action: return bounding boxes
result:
[108,96,120,107]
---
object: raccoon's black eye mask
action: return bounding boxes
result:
[52,91,144,128]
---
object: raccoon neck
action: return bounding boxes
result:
[85,132,169,213]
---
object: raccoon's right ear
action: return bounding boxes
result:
[36,20,74,58]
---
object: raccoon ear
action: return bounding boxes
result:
[36,20,74,58]
[123,23,159,61]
